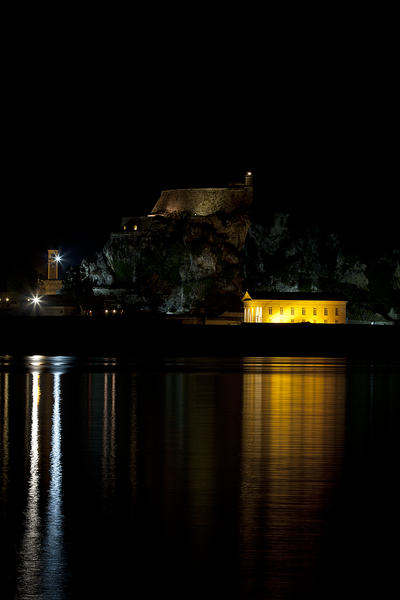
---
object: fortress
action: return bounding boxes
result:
[151,172,253,217]
[120,173,253,232]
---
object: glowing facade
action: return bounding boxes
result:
[242,292,347,324]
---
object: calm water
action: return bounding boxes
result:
[0,355,399,599]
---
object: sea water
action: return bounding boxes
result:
[1,355,399,599]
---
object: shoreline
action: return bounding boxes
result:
[1,317,399,358]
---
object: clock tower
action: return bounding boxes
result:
[47,250,60,280]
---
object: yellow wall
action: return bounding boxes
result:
[243,299,347,324]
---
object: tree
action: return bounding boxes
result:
[62,266,93,314]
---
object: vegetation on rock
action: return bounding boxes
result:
[64,207,399,320]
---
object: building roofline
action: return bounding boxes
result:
[242,291,347,302]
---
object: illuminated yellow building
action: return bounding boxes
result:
[242,291,347,324]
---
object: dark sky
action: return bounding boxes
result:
[1,12,398,289]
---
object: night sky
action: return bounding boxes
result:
[1,11,397,290]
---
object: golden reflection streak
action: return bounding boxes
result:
[240,358,346,585]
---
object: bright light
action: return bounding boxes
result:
[55,255,61,262]
[32,295,41,304]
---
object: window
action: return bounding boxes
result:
[335,307,339,316]
[302,307,306,315]
[269,307,272,315]
[313,308,317,316]
[324,308,328,316]
[291,307,295,315]
[280,307,283,315]
[291,319,294,323]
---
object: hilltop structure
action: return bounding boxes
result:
[71,169,398,321]
[150,172,253,217]
[121,172,253,231]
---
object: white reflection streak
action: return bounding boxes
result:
[17,373,42,599]
[43,372,66,597]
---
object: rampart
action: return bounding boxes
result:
[151,186,253,216]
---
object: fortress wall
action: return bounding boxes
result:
[151,187,253,216]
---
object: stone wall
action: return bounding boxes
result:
[39,280,64,295]
[151,186,253,216]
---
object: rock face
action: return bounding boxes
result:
[78,208,251,313]
[71,190,400,319]
[242,209,399,320]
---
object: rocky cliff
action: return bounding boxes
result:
[67,206,400,320]
[243,210,400,320]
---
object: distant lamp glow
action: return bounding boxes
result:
[245,171,253,186]
[32,295,41,304]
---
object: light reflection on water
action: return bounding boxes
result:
[240,362,346,598]
[42,373,66,597]
[15,369,67,599]
[17,372,42,599]
[0,355,399,599]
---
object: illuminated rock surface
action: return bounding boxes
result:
[69,186,399,320]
